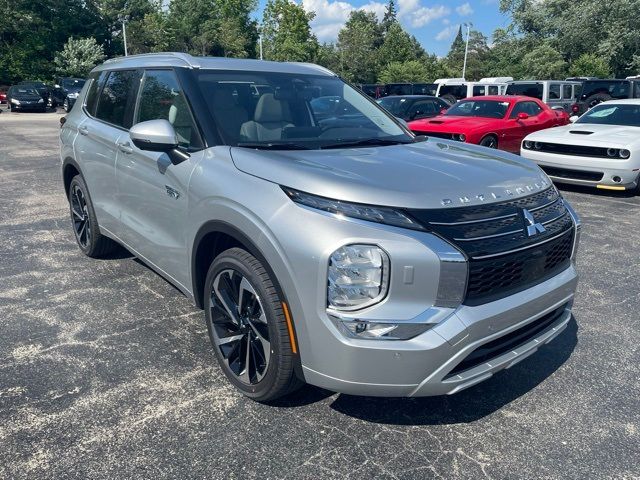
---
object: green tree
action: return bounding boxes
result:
[54,37,106,77]
[569,53,612,78]
[378,60,429,83]
[521,42,567,79]
[336,11,383,83]
[261,0,317,62]
[446,28,490,80]
[315,43,341,73]
[378,22,416,67]
[381,0,397,34]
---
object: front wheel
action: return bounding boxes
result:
[204,247,302,401]
[479,135,498,149]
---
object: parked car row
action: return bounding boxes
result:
[2,77,86,113]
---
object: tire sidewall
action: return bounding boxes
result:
[480,135,498,148]
[68,175,101,256]
[204,252,285,400]
[586,94,611,109]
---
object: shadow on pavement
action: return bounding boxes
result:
[277,316,578,425]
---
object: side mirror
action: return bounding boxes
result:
[440,108,448,114]
[569,115,579,123]
[517,112,529,120]
[129,119,189,165]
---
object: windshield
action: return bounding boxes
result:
[445,100,510,119]
[576,104,640,127]
[62,78,85,89]
[377,97,412,116]
[15,88,39,95]
[196,71,410,149]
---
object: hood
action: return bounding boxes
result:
[409,115,497,133]
[527,123,640,147]
[230,139,549,209]
[12,92,42,101]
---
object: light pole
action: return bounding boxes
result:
[259,34,263,60]
[462,22,472,80]
[118,15,130,56]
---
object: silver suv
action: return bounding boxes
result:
[60,53,581,401]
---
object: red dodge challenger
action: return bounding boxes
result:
[408,95,570,153]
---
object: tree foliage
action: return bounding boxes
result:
[261,0,317,62]
[54,37,106,77]
[336,11,383,83]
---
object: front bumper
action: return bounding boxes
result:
[11,101,45,111]
[522,149,640,190]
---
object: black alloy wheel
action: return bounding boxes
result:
[70,183,91,249]
[204,248,302,401]
[480,135,498,149]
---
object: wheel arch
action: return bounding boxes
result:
[62,157,82,197]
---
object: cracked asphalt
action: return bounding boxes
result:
[0,111,638,479]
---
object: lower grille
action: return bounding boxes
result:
[540,165,604,182]
[446,305,567,378]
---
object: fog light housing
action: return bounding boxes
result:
[337,319,433,340]
[328,245,389,311]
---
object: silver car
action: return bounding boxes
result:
[60,53,581,401]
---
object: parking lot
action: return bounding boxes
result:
[0,111,638,479]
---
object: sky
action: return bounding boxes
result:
[255,0,511,57]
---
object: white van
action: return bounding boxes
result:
[435,77,513,104]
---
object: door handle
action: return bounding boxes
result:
[78,126,88,136]
[117,141,133,154]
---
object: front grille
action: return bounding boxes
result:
[407,187,574,305]
[413,131,455,140]
[540,165,604,182]
[446,305,567,378]
[533,142,609,158]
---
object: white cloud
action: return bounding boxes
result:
[435,24,459,41]
[301,0,451,41]
[456,2,473,16]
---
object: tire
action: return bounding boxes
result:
[68,175,118,258]
[584,93,612,110]
[441,94,457,105]
[479,135,498,149]
[204,247,302,402]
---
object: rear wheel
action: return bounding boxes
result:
[441,94,457,105]
[584,93,612,110]
[204,247,302,401]
[68,175,118,258]
[480,135,498,149]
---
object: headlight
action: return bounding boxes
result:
[328,245,389,311]
[38,98,44,103]
[11,98,20,104]
[68,92,79,99]
[619,149,631,159]
[523,140,533,149]
[452,133,466,142]
[283,187,425,231]
[607,148,617,157]
[534,142,542,150]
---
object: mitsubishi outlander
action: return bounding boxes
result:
[60,53,580,401]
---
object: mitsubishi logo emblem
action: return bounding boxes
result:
[522,208,546,237]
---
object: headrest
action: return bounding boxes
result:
[254,93,291,123]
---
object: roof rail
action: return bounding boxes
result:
[103,52,201,69]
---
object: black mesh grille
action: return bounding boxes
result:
[413,131,455,140]
[540,165,604,182]
[530,142,609,158]
[406,187,575,305]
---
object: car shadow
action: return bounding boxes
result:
[275,316,578,425]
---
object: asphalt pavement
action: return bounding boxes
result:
[0,110,638,479]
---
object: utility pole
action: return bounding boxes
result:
[462,22,472,80]
[259,34,263,60]
[118,15,130,56]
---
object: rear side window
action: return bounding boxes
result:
[440,85,467,99]
[84,72,106,116]
[136,69,203,150]
[549,84,561,99]
[511,101,543,118]
[488,86,499,95]
[95,70,138,128]
[473,85,486,96]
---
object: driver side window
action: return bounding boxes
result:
[136,69,203,150]
[408,100,436,119]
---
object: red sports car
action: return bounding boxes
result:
[408,95,570,153]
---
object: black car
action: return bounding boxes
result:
[7,85,47,112]
[358,84,384,98]
[17,81,51,104]
[572,79,640,115]
[376,95,449,121]
[51,77,86,111]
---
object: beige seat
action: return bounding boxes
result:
[240,94,293,142]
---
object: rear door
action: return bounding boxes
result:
[73,70,139,234]
[546,83,562,110]
[115,68,205,289]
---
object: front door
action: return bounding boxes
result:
[115,68,205,290]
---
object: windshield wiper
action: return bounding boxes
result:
[321,138,413,149]
[236,142,312,150]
